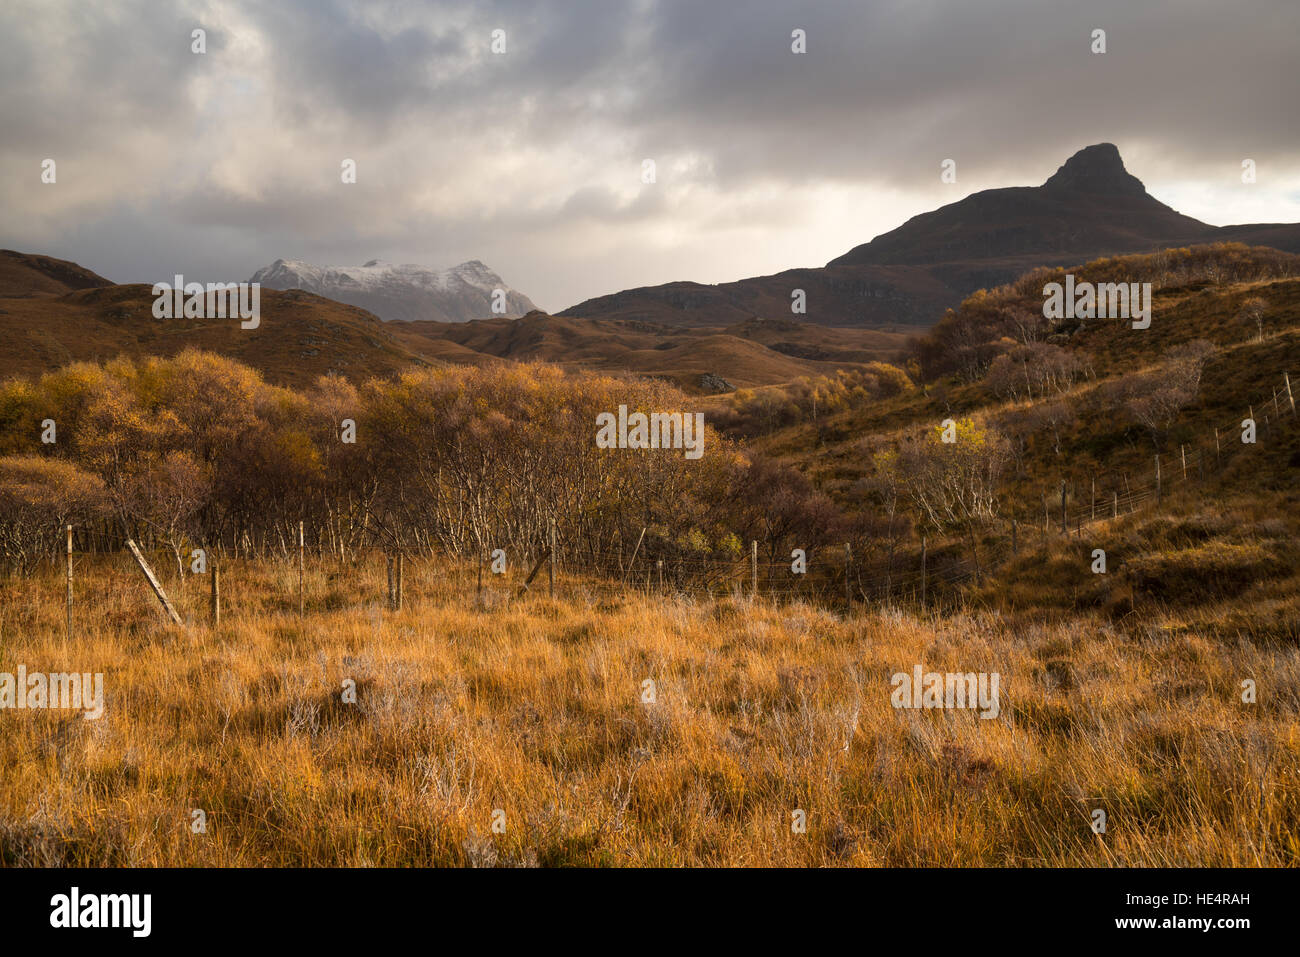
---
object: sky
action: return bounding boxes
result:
[2,0,1298,313]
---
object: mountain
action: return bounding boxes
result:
[561,144,1300,329]
[829,144,1215,266]
[249,258,537,323]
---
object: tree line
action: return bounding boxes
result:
[0,350,843,576]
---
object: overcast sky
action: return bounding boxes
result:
[2,0,1298,312]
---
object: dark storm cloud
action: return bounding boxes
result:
[1,0,1296,310]
[628,0,1300,184]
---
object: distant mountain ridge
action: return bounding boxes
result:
[249,257,537,323]
[562,144,1300,328]
[0,254,904,393]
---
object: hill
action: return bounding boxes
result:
[0,249,114,298]
[395,311,907,391]
[0,283,438,388]
[0,261,905,392]
[558,262,962,330]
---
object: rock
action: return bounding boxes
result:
[699,372,734,393]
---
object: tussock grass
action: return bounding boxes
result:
[0,557,1297,866]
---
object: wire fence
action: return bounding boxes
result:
[17,371,1297,627]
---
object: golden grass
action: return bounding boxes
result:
[1,556,1297,867]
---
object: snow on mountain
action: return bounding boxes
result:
[248,258,537,323]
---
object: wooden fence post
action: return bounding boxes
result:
[658,558,664,593]
[1112,491,1118,519]
[549,517,556,598]
[125,539,183,626]
[1181,444,1187,480]
[1214,427,1222,469]
[65,524,73,640]
[516,547,553,598]
[1090,478,1096,522]
[623,527,646,585]
[1155,455,1161,507]
[210,560,220,627]
[396,553,404,612]
[844,543,852,611]
[750,541,758,598]
[920,535,927,608]
[297,520,305,616]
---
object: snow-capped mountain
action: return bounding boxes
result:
[248,258,537,323]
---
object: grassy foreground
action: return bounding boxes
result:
[1,557,1297,867]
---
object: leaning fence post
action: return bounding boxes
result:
[622,527,647,585]
[125,538,183,626]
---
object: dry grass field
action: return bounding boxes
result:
[2,553,1296,867]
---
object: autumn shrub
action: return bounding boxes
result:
[1124,541,1289,604]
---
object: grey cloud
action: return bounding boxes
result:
[1,0,1296,311]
